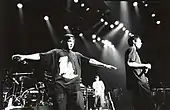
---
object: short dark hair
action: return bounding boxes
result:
[95,75,99,79]
[63,34,75,41]
[61,34,75,44]
[128,36,140,46]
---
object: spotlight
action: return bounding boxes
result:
[100,18,104,22]
[86,8,90,11]
[114,21,119,25]
[125,30,129,33]
[133,2,138,7]
[17,3,23,8]
[102,40,111,45]
[64,25,69,30]
[102,40,112,47]
[144,4,148,7]
[97,37,101,41]
[110,24,114,28]
[74,0,78,3]
[104,21,108,25]
[81,3,85,7]
[122,27,126,31]
[92,34,96,39]
[156,20,161,25]
[142,1,145,3]
[97,9,100,12]
[93,39,96,43]
[101,40,104,43]
[151,13,156,17]
[119,23,124,28]
[79,33,83,37]
[44,16,49,21]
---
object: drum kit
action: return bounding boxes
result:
[151,87,170,110]
[2,70,48,110]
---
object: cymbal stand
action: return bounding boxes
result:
[108,92,115,110]
[7,78,17,108]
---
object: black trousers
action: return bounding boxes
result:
[130,85,155,110]
[51,83,84,110]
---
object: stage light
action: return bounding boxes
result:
[156,20,161,25]
[125,30,129,33]
[133,2,138,7]
[122,27,126,31]
[110,24,114,28]
[74,0,78,3]
[86,8,90,11]
[81,3,85,7]
[144,4,148,7]
[97,37,101,41]
[44,16,49,21]
[97,9,100,12]
[101,40,104,43]
[151,13,156,17]
[17,3,23,8]
[119,23,124,28]
[64,25,69,30]
[104,21,108,25]
[92,34,96,39]
[100,18,104,22]
[102,40,110,45]
[129,33,132,36]
[114,21,119,25]
[93,39,96,43]
[102,40,112,48]
[79,33,83,37]
[142,1,145,3]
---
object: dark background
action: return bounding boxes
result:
[1,0,170,109]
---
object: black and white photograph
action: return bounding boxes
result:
[1,0,170,110]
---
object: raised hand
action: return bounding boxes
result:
[12,54,28,64]
[12,54,25,61]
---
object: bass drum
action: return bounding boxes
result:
[22,87,39,107]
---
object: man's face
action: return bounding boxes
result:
[134,38,142,49]
[95,76,99,81]
[67,37,75,50]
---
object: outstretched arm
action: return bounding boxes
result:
[12,53,40,61]
[89,58,117,70]
[76,52,117,70]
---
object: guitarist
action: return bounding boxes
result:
[125,36,154,110]
[92,75,105,110]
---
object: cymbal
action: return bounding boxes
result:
[13,72,33,76]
